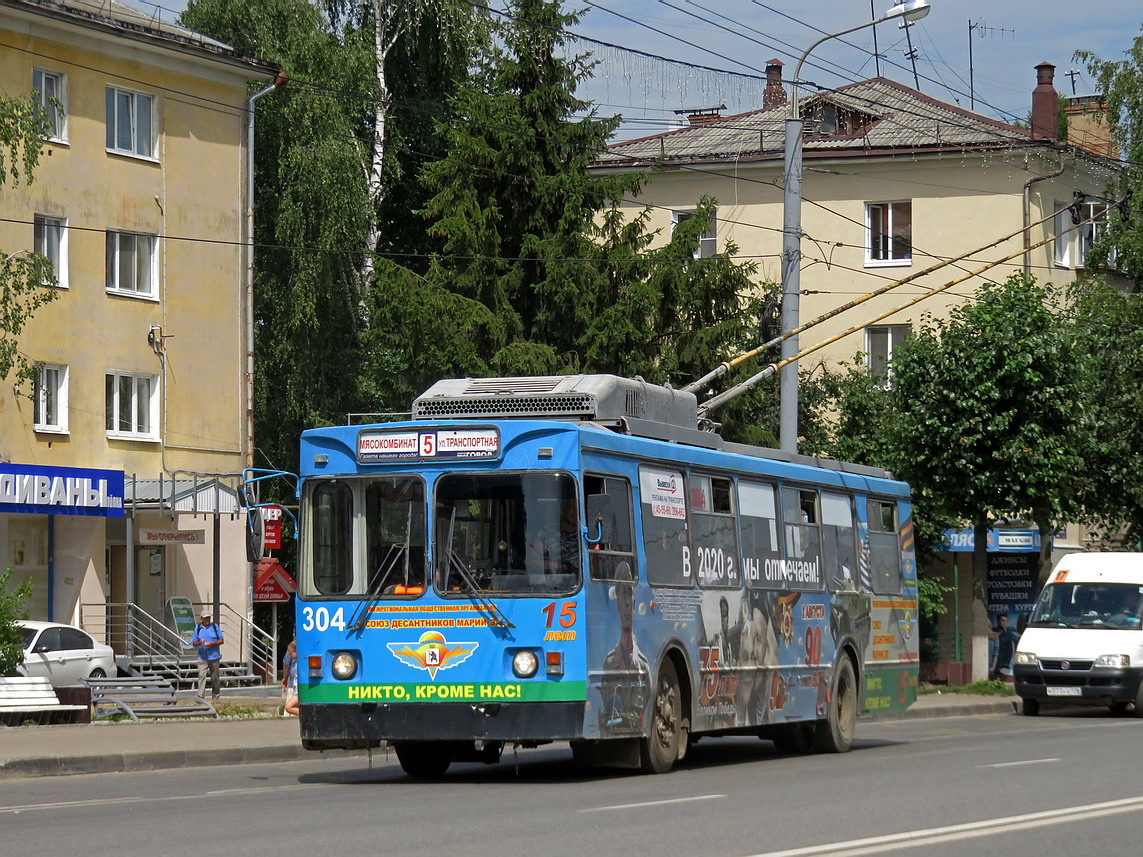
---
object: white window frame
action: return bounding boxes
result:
[33,363,68,434]
[105,86,156,159]
[105,230,158,298]
[672,209,717,259]
[105,371,159,440]
[33,68,66,142]
[33,214,68,289]
[865,201,912,267]
[1077,201,1116,269]
[1053,201,1071,268]
[866,324,911,389]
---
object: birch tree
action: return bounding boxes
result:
[0,94,57,386]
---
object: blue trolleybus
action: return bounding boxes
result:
[295,374,918,776]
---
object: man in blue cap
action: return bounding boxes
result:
[192,608,225,700]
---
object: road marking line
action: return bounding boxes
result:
[981,757,1059,768]
[581,794,724,812]
[743,794,1143,857]
[0,784,316,815]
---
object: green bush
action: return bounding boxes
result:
[0,566,32,676]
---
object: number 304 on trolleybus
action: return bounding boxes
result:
[293,374,918,777]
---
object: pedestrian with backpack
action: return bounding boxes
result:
[192,608,225,700]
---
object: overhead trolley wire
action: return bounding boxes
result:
[693,199,1125,417]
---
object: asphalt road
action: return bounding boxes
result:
[2,707,1140,857]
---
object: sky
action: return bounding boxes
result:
[139,0,1143,139]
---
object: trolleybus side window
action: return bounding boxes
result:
[821,492,858,591]
[584,474,635,581]
[638,466,690,586]
[739,479,780,589]
[868,498,903,593]
[309,479,353,596]
[691,474,740,588]
[779,487,824,591]
[364,477,426,595]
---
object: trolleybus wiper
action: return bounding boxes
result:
[349,503,418,632]
[348,542,407,631]
[442,508,515,630]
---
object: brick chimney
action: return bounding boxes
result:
[763,59,787,110]
[1031,61,1060,141]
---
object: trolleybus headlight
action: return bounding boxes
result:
[1014,652,1037,666]
[1094,654,1130,668]
[512,650,539,678]
[331,651,358,680]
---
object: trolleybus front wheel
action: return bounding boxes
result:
[395,742,453,778]
[640,659,682,774]
[814,656,856,753]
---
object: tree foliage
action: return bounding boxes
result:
[1,94,58,386]
[0,568,32,677]
[1068,276,1143,545]
[889,275,1088,540]
[183,0,421,475]
[1077,34,1143,284]
[371,0,766,426]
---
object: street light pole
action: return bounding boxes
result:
[778,0,932,453]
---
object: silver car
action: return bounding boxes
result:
[18,620,118,687]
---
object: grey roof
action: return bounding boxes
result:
[2,0,277,76]
[126,476,241,514]
[597,78,1036,168]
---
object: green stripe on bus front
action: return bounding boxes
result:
[301,680,588,704]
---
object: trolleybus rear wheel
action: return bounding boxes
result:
[395,742,452,778]
[640,660,682,774]
[814,656,856,753]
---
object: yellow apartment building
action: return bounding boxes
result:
[0,0,277,670]
[594,61,1123,682]
[595,62,1119,394]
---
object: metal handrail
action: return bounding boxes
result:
[80,601,277,684]
[193,601,277,683]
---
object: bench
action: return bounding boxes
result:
[0,676,87,725]
[84,677,220,723]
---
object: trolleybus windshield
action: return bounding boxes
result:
[434,471,580,595]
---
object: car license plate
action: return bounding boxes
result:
[1046,686,1082,697]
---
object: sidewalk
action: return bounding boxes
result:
[0,692,1018,780]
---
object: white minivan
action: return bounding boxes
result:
[1014,552,1143,716]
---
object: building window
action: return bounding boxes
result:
[866,201,912,265]
[672,210,717,258]
[105,231,157,297]
[34,363,68,433]
[1053,202,1071,268]
[33,69,66,141]
[33,214,67,288]
[105,372,158,439]
[867,324,910,388]
[105,86,155,158]
[1077,201,1115,269]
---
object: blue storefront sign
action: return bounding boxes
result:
[0,463,124,517]
[940,527,1042,553]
